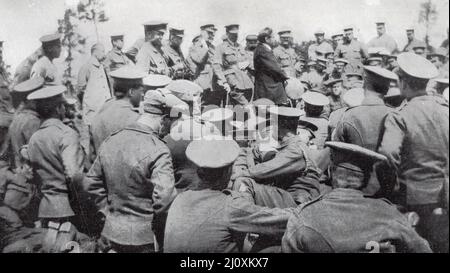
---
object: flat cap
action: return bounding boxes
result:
[314,29,325,35]
[325,141,387,172]
[110,66,147,80]
[307,61,317,66]
[200,24,217,32]
[27,85,66,100]
[325,78,343,87]
[201,108,234,122]
[285,78,305,100]
[268,106,304,118]
[143,21,168,31]
[143,74,172,88]
[412,42,427,50]
[186,139,240,168]
[343,25,354,31]
[343,87,365,107]
[397,52,439,79]
[367,56,383,63]
[334,58,349,65]
[39,33,61,44]
[302,91,330,106]
[143,89,187,116]
[316,57,328,67]
[167,80,202,102]
[298,118,318,132]
[345,72,363,79]
[110,33,124,40]
[364,65,398,81]
[375,21,386,26]
[278,29,292,38]
[225,24,240,33]
[13,77,45,93]
[169,27,185,37]
[246,34,258,41]
[331,32,344,38]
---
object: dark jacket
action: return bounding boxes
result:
[282,188,432,253]
[253,43,289,105]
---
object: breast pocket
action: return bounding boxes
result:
[279,55,291,67]
[224,49,238,65]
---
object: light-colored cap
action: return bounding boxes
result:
[343,87,365,107]
[110,66,147,80]
[397,52,439,79]
[142,89,187,116]
[143,74,172,88]
[285,78,305,100]
[364,65,399,81]
[302,91,329,106]
[186,139,241,168]
[27,85,66,100]
[39,33,61,44]
[13,77,45,93]
[167,80,203,102]
[201,108,234,122]
[268,106,305,118]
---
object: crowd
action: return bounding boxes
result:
[0,19,449,253]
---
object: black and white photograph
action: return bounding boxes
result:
[0,0,448,259]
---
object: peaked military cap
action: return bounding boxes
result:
[397,52,439,79]
[302,91,329,106]
[27,85,66,100]
[167,80,202,102]
[186,139,240,168]
[13,77,45,93]
[143,74,172,88]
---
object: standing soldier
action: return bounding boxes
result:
[212,24,254,106]
[334,26,368,74]
[367,22,398,54]
[89,67,146,158]
[80,89,185,253]
[77,43,111,125]
[136,21,170,76]
[273,29,298,77]
[26,85,86,249]
[331,32,344,51]
[162,27,190,80]
[104,34,132,73]
[30,33,62,84]
[308,29,333,61]
[300,91,330,149]
[282,142,432,253]
[186,24,218,107]
[244,34,258,79]
[333,66,398,195]
[403,27,425,52]
[378,53,448,252]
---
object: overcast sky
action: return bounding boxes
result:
[1,0,449,72]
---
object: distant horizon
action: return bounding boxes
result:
[1,0,448,73]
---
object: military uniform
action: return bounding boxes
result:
[30,33,62,84]
[162,28,190,80]
[308,39,334,61]
[301,91,330,149]
[212,26,254,105]
[403,38,425,52]
[334,39,368,73]
[368,29,398,54]
[136,42,170,76]
[273,46,298,78]
[104,49,131,72]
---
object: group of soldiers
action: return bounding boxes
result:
[0,18,449,253]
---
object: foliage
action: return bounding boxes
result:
[418,0,438,51]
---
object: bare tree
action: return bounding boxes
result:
[418,0,438,51]
[77,0,109,41]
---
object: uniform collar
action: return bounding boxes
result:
[40,118,64,129]
[326,188,365,200]
[278,134,300,149]
[361,95,385,106]
[113,48,123,55]
[90,57,102,68]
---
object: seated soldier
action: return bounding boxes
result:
[164,139,294,253]
[282,141,432,253]
[231,106,322,208]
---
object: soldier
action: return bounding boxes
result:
[244,34,258,79]
[186,24,219,107]
[300,58,328,93]
[300,91,330,149]
[164,80,221,192]
[327,58,347,81]
[89,66,146,158]
[0,83,12,161]
[325,78,345,112]
[427,47,449,77]
[30,33,62,84]
[104,34,132,73]
[386,53,399,71]
[367,22,398,54]
[308,29,333,61]
[212,24,254,106]
[331,32,344,50]
[366,56,383,67]
[344,72,364,89]
[136,21,170,76]
[378,53,448,252]
[282,141,432,253]
[11,47,44,88]
[273,29,298,77]
[77,43,112,125]
[164,139,295,253]
[26,85,86,248]
[80,88,186,253]
[334,26,368,74]
[403,27,425,52]
[162,27,190,80]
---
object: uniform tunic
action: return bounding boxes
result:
[83,121,176,246]
[186,37,215,91]
[30,56,60,84]
[136,42,170,76]
[273,46,298,77]
[104,49,131,72]
[367,33,398,53]
[162,41,189,79]
[334,39,368,73]
[282,188,432,253]
[164,189,293,253]
[308,41,333,61]
[378,95,449,206]
[28,118,85,219]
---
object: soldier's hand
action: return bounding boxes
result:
[223,83,231,93]
[14,165,33,180]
